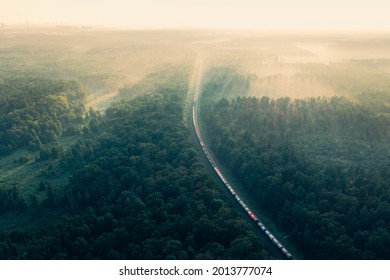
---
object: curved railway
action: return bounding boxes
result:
[192,57,295,260]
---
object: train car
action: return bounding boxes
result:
[193,92,295,261]
[248,211,255,219]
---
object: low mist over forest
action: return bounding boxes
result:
[0,26,389,259]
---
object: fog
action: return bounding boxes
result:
[2,0,390,30]
[1,26,390,106]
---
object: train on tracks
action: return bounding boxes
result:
[192,101,295,260]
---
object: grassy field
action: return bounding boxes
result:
[0,135,80,202]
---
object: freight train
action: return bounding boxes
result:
[192,103,294,260]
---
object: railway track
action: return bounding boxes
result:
[191,56,295,260]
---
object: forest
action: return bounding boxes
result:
[200,69,390,259]
[0,66,270,259]
[1,27,390,260]
[0,78,86,155]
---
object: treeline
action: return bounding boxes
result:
[0,89,270,259]
[201,68,250,100]
[201,93,390,259]
[303,63,390,112]
[0,78,86,155]
[119,65,191,99]
[205,95,389,143]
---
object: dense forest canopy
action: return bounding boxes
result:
[0,68,270,260]
[1,28,390,260]
[200,69,390,259]
[0,78,86,155]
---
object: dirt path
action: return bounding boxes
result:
[86,91,119,111]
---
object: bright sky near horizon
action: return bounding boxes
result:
[1,0,390,30]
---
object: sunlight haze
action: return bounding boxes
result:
[1,0,390,30]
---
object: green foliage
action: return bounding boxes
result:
[201,85,390,259]
[201,68,250,100]
[303,63,390,112]
[0,87,270,259]
[0,186,27,214]
[119,65,190,99]
[0,78,86,155]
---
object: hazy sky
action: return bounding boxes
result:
[2,0,390,30]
